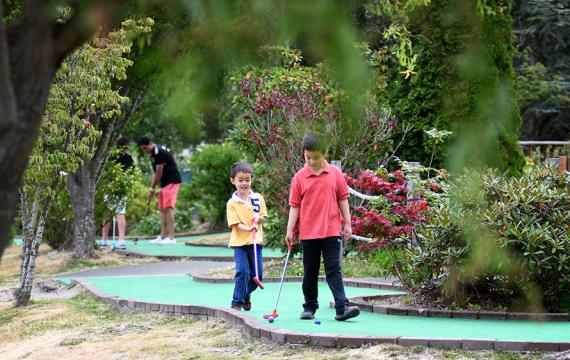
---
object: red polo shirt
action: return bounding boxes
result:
[289,161,350,240]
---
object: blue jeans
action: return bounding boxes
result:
[231,245,263,307]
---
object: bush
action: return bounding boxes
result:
[411,166,570,311]
[43,181,74,249]
[187,143,245,230]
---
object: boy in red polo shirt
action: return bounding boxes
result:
[285,133,360,321]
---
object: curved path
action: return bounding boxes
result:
[58,259,233,279]
[60,261,570,351]
[105,235,286,261]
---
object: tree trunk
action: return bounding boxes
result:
[14,194,49,307]
[67,165,97,258]
[0,1,115,260]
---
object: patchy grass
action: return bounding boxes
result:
[0,291,545,359]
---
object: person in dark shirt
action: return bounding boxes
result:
[138,135,182,245]
[101,137,134,249]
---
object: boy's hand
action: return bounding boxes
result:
[146,190,155,203]
[250,223,258,232]
[341,223,352,243]
[285,231,295,250]
[252,215,266,225]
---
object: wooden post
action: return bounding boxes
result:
[529,144,533,160]
[559,156,567,172]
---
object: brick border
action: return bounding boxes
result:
[345,295,570,322]
[72,279,570,350]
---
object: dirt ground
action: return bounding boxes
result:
[0,291,543,360]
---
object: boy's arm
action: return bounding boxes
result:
[227,202,256,232]
[338,199,352,242]
[236,223,257,232]
[285,206,300,248]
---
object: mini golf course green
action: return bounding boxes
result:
[68,274,570,343]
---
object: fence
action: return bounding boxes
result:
[518,141,569,171]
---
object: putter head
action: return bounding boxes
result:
[263,310,278,319]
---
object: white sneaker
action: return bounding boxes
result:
[113,241,127,250]
[158,237,176,245]
[149,236,162,244]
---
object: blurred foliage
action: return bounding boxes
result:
[409,166,570,311]
[95,157,141,226]
[363,0,525,173]
[512,0,570,140]
[122,0,371,148]
[186,143,245,230]
[122,1,208,152]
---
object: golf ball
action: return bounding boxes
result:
[268,316,274,323]
[314,320,321,325]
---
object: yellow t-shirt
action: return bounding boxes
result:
[226,191,267,247]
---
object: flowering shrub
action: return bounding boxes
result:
[227,47,397,249]
[347,169,430,250]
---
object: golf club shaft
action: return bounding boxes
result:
[252,229,260,279]
[273,247,291,310]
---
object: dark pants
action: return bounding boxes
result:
[231,245,263,307]
[301,236,348,314]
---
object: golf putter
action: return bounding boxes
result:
[263,240,292,319]
[111,215,116,250]
[252,228,264,289]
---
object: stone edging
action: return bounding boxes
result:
[183,241,227,248]
[345,295,570,322]
[73,279,570,351]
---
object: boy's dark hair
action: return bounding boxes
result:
[137,136,151,146]
[302,133,327,154]
[117,137,129,148]
[231,161,253,178]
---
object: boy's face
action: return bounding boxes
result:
[304,150,325,172]
[231,171,252,194]
[139,143,153,154]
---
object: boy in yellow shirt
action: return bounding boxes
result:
[226,162,267,311]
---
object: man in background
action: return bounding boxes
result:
[138,136,182,245]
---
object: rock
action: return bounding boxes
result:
[37,280,62,292]
[543,350,570,360]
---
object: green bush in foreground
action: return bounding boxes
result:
[410,166,570,311]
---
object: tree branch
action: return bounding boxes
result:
[53,1,125,66]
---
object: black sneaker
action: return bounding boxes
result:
[243,297,251,311]
[300,310,315,320]
[335,306,360,321]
